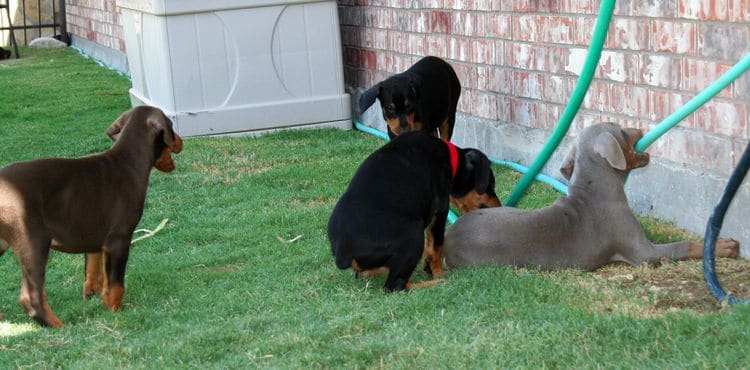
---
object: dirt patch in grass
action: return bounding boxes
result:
[591,258,750,314]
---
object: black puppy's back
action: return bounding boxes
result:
[328,133,452,286]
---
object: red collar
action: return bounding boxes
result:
[444,139,458,180]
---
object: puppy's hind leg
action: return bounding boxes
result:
[627,238,739,266]
[383,234,424,292]
[15,235,64,328]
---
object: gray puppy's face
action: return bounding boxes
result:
[560,122,650,180]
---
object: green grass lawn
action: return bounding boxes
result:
[1,48,749,368]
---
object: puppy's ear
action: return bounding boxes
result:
[560,144,576,180]
[359,84,380,114]
[106,110,130,141]
[465,150,491,193]
[147,113,181,153]
[595,131,627,170]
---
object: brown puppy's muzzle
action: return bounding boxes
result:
[624,128,650,171]
[451,191,502,213]
[155,134,183,173]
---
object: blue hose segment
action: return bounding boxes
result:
[702,141,750,305]
[490,158,569,195]
[353,120,390,141]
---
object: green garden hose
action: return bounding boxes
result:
[635,53,750,152]
[505,0,616,207]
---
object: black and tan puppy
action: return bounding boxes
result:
[0,106,183,328]
[328,132,500,292]
[359,56,461,140]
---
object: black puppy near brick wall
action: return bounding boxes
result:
[359,56,461,140]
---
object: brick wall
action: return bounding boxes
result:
[339,0,750,177]
[66,0,124,53]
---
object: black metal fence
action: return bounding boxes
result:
[1,0,68,46]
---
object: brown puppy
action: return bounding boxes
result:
[0,106,183,328]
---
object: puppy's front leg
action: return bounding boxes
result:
[83,252,104,299]
[101,238,131,311]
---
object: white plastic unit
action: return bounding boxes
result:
[117,0,351,136]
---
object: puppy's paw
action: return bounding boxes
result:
[716,238,740,258]
[102,285,124,311]
[83,279,103,300]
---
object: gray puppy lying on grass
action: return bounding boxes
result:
[443,122,739,271]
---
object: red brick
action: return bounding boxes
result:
[652,20,697,54]
[449,37,495,64]
[362,49,378,69]
[470,91,499,120]
[452,12,480,36]
[494,40,505,66]
[537,103,561,131]
[388,31,410,54]
[640,55,682,89]
[682,59,734,98]
[425,34,449,58]
[558,0,596,14]
[543,75,574,105]
[452,62,478,89]
[413,12,430,33]
[509,97,542,128]
[693,100,748,138]
[583,81,611,112]
[477,66,513,94]
[445,0,493,10]
[678,0,729,20]
[413,0,445,8]
[572,17,597,46]
[457,88,472,113]
[633,0,677,17]
[484,13,512,39]
[363,28,388,50]
[505,42,547,71]
[735,71,750,100]
[609,84,651,120]
[513,71,545,100]
[509,0,557,12]
[596,51,639,84]
[544,16,575,44]
[728,0,750,21]
[650,90,694,124]
[430,11,452,33]
[516,15,574,44]
[408,34,427,56]
[513,15,544,42]
[496,95,512,122]
[607,18,650,51]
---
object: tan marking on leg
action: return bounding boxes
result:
[352,259,389,278]
[102,284,124,312]
[83,252,104,300]
[407,278,445,290]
